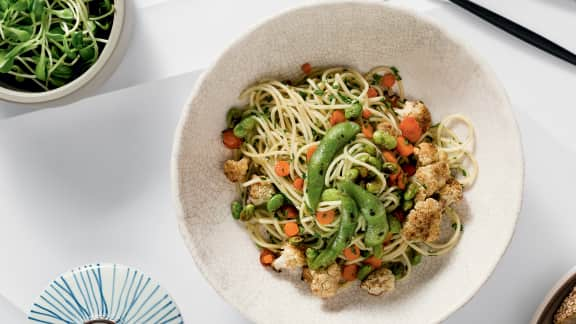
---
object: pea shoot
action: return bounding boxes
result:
[0,0,115,91]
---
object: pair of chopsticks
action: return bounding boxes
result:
[447,0,576,66]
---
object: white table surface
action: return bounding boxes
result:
[1,0,576,322]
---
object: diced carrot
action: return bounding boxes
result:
[343,245,361,261]
[316,209,336,225]
[330,110,346,125]
[366,87,378,98]
[381,73,396,88]
[222,129,242,149]
[396,136,414,157]
[275,160,290,177]
[399,116,422,143]
[364,256,383,269]
[397,171,406,190]
[382,151,398,164]
[283,205,298,219]
[293,177,304,191]
[402,164,416,176]
[362,124,374,139]
[301,62,312,75]
[307,145,318,161]
[362,109,372,119]
[342,264,358,282]
[260,249,275,266]
[284,222,300,237]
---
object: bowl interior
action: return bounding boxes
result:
[173,3,523,323]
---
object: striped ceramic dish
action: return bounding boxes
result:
[28,263,183,323]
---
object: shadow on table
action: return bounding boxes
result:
[0,72,200,219]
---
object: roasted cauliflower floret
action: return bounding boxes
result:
[272,243,305,272]
[438,178,463,208]
[402,198,442,242]
[223,157,250,182]
[555,286,576,324]
[376,120,400,137]
[414,161,450,199]
[302,263,341,298]
[404,100,432,132]
[360,267,395,296]
[248,176,276,206]
[414,142,447,166]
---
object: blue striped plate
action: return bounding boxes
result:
[28,263,183,324]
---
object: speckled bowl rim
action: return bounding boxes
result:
[171,1,524,323]
[0,0,126,104]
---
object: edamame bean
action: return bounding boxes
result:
[358,167,369,178]
[381,133,397,150]
[382,162,399,174]
[231,201,242,220]
[321,188,342,202]
[226,108,243,128]
[367,156,382,170]
[357,155,369,162]
[389,215,402,233]
[267,194,285,212]
[364,144,376,156]
[403,183,419,201]
[240,204,255,221]
[340,181,389,247]
[372,130,386,145]
[345,102,362,119]
[357,264,373,281]
[307,122,361,211]
[309,195,359,270]
[233,116,257,138]
[402,200,414,211]
[345,168,359,181]
[366,181,380,194]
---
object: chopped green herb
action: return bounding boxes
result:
[313,89,324,96]
[461,168,467,177]
[390,66,402,81]
[338,94,354,104]
[372,73,382,85]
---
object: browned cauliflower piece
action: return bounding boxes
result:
[360,267,395,296]
[402,198,442,242]
[555,286,576,324]
[302,263,341,298]
[223,157,250,182]
[414,142,447,166]
[404,100,432,133]
[376,120,400,137]
[272,243,305,272]
[248,175,276,206]
[414,161,450,198]
[438,178,463,208]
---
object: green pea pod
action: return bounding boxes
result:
[340,181,389,247]
[357,264,373,281]
[306,121,361,211]
[309,195,359,270]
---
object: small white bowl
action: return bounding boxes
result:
[172,2,524,323]
[0,0,131,106]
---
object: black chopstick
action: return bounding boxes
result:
[448,0,576,66]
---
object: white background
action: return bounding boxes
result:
[1,0,576,323]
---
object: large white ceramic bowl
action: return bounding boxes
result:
[172,2,523,323]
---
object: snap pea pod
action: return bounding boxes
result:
[306,122,361,211]
[309,195,359,270]
[340,181,389,247]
